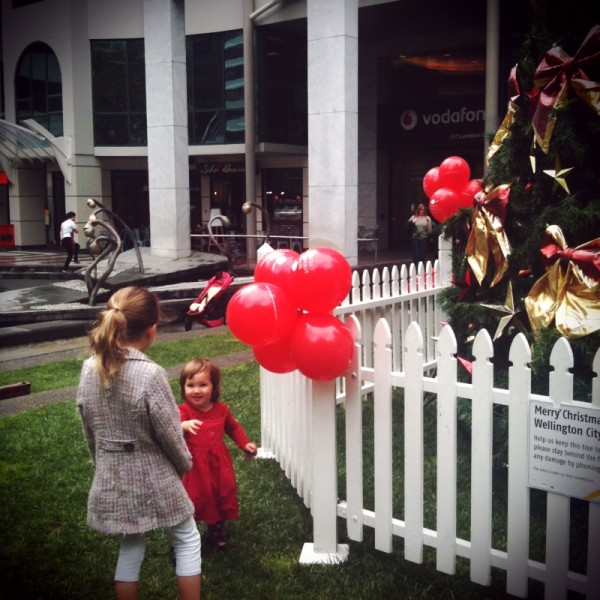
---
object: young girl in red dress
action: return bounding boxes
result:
[178,358,257,549]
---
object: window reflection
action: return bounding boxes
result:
[15,42,63,136]
[187,30,245,145]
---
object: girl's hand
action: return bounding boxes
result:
[182,419,203,434]
[244,442,257,456]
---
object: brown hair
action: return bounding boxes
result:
[413,203,427,217]
[88,286,160,384]
[179,358,222,403]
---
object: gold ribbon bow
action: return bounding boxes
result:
[465,185,511,287]
[487,65,539,164]
[532,24,600,154]
[525,225,600,339]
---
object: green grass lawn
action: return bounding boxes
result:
[0,331,247,394]
[0,338,588,599]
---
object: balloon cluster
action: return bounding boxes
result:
[422,156,482,222]
[226,248,354,381]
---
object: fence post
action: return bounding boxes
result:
[545,338,574,599]
[344,316,364,542]
[299,378,349,564]
[374,318,393,553]
[436,325,458,574]
[506,333,531,597]
[589,348,600,598]
[437,234,452,288]
[470,329,495,586]
[404,321,425,563]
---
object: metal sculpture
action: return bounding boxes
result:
[82,198,145,305]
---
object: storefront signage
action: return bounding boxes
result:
[528,400,600,502]
[198,162,245,176]
[381,100,486,147]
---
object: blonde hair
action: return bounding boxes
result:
[88,286,160,384]
[179,358,222,403]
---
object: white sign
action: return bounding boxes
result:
[529,400,600,502]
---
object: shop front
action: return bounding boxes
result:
[263,167,304,253]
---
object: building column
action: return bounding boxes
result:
[484,0,500,170]
[9,166,46,246]
[144,0,190,258]
[65,161,103,245]
[307,0,359,265]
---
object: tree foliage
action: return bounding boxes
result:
[440,0,600,398]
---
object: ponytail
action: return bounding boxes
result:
[88,287,160,384]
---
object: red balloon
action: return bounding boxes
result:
[423,167,441,199]
[429,187,462,222]
[254,249,299,293]
[291,314,354,381]
[438,156,470,191]
[253,336,296,374]
[289,248,352,313]
[226,282,297,347]
[459,179,483,209]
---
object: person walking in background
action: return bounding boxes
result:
[179,358,257,550]
[60,211,79,272]
[407,203,432,265]
[76,286,201,600]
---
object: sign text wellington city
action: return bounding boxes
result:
[529,401,600,502]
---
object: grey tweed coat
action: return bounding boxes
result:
[76,348,194,535]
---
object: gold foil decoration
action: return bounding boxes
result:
[525,225,600,339]
[487,65,520,165]
[481,281,529,340]
[532,25,600,154]
[466,185,511,287]
[542,158,573,194]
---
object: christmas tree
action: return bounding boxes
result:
[439,0,600,406]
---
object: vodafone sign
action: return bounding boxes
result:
[400,106,485,130]
[400,109,418,131]
[383,102,485,148]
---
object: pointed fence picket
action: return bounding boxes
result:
[258,239,598,597]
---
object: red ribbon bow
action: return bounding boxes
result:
[473,186,509,221]
[532,24,600,153]
[541,239,600,282]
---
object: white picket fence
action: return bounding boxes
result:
[258,242,600,599]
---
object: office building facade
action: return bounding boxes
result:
[0,0,527,263]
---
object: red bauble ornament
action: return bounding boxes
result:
[254,249,299,294]
[423,167,441,199]
[288,248,352,313]
[429,187,462,222]
[438,156,470,192]
[290,314,354,381]
[459,179,483,209]
[226,282,297,347]
[253,335,296,374]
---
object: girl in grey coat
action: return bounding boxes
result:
[77,286,201,600]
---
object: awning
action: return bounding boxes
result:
[0,119,72,183]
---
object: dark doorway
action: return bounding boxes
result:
[51,171,65,245]
[111,170,150,231]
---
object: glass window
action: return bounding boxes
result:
[15,42,63,136]
[257,22,307,145]
[91,39,147,146]
[187,30,244,145]
[264,167,303,224]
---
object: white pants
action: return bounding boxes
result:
[115,517,201,582]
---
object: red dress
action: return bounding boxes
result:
[179,401,250,524]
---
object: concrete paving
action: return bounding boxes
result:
[0,247,242,346]
[0,244,413,349]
